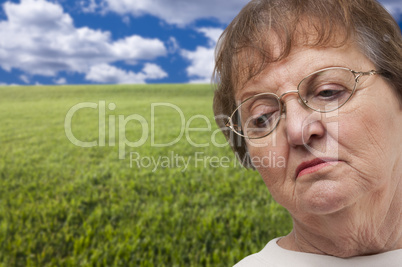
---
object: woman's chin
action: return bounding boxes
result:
[296,180,356,215]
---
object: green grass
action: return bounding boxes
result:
[0,84,292,266]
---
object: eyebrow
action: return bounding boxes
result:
[235,64,351,102]
[236,89,264,103]
[236,82,281,103]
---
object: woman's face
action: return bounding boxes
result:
[240,43,402,218]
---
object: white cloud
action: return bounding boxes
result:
[122,16,130,25]
[85,63,167,84]
[182,47,215,83]
[111,35,165,60]
[379,0,402,18]
[54,77,67,85]
[197,28,223,46]
[0,83,19,86]
[167,37,180,54]
[100,0,249,26]
[79,0,104,13]
[181,28,223,83]
[92,0,401,27]
[141,63,169,80]
[19,75,30,84]
[0,0,168,83]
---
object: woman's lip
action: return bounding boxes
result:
[295,158,339,179]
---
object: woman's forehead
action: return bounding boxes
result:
[231,26,352,94]
[234,43,372,101]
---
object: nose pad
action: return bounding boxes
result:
[281,103,286,116]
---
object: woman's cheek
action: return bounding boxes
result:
[248,141,290,191]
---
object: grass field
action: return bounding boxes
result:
[0,84,292,266]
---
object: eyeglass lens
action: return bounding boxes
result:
[231,68,357,139]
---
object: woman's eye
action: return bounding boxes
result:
[251,113,272,128]
[318,89,341,97]
[314,84,348,99]
[244,101,280,130]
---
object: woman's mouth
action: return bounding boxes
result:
[295,158,339,179]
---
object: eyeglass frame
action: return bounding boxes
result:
[226,66,379,139]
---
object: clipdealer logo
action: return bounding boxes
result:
[64,101,337,168]
[64,101,230,159]
[129,151,286,172]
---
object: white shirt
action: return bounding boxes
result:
[234,238,402,267]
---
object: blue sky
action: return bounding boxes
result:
[0,0,400,86]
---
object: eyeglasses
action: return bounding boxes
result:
[226,67,379,139]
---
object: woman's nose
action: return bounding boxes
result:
[283,98,326,147]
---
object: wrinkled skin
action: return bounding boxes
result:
[239,42,402,257]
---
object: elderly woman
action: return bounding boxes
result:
[213,0,402,265]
